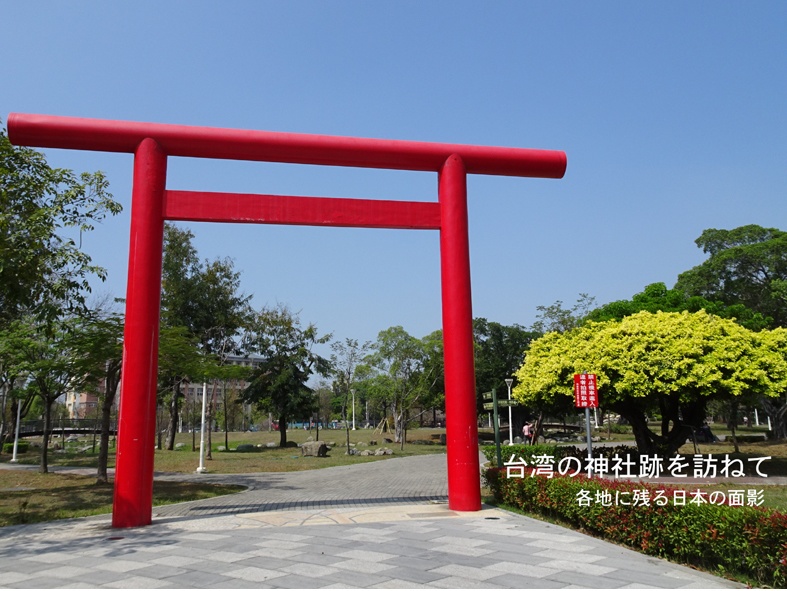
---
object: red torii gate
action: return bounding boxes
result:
[8,113,566,528]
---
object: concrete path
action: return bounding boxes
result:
[0,454,744,589]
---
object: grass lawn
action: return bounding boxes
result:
[1,426,447,474]
[0,427,447,526]
[0,471,244,527]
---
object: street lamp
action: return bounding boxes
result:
[504,378,514,445]
[9,399,22,463]
[196,382,208,473]
[351,388,356,430]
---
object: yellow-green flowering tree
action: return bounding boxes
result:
[513,310,787,454]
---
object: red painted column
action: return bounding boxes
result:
[112,139,167,528]
[439,154,481,511]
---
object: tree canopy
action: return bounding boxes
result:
[675,225,787,327]
[0,125,120,328]
[514,310,787,455]
[586,282,771,331]
[242,305,331,446]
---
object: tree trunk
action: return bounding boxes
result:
[728,401,740,454]
[206,380,218,459]
[762,396,787,439]
[343,394,351,453]
[206,402,213,460]
[166,381,180,450]
[628,411,659,456]
[393,407,404,444]
[96,387,114,484]
[0,381,7,453]
[279,413,288,447]
[223,380,229,450]
[40,398,54,474]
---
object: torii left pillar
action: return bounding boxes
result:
[438,155,480,511]
[113,139,167,527]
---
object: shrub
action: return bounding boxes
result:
[2,441,29,454]
[484,467,787,587]
[234,444,257,452]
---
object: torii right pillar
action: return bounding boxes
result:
[439,154,481,511]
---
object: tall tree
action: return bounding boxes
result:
[331,338,371,451]
[1,125,119,457]
[530,294,596,334]
[0,125,120,328]
[159,224,251,450]
[242,305,331,447]
[365,326,430,444]
[586,282,771,331]
[514,310,787,455]
[420,329,446,427]
[675,225,787,327]
[74,304,124,484]
[1,316,98,472]
[473,318,539,413]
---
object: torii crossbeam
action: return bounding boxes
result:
[8,113,566,528]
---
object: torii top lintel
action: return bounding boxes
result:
[7,113,567,179]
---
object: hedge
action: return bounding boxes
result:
[2,441,29,454]
[484,467,787,587]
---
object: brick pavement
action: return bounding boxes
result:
[0,453,746,588]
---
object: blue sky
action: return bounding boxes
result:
[3,2,786,348]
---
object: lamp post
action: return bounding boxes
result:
[196,382,208,473]
[504,378,513,445]
[351,389,356,430]
[9,400,22,463]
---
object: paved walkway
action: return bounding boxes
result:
[0,455,745,589]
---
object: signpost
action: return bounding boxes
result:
[483,390,503,468]
[574,373,598,477]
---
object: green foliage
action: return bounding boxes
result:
[242,305,331,446]
[514,311,787,454]
[331,338,372,449]
[473,318,538,412]
[485,468,787,587]
[0,125,120,327]
[587,282,771,331]
[676,225,787,328]
[364,326,432,443]
[2,441,29,454]
[158,224,252,449]
[530,294,596,334]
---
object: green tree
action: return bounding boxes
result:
[473,318,539,426]
[420,329,446,426]
[758,328,787,439]
[1,125,119,456]
[74,304,124,483]
[159,224,251,450]
[157,324,205,445]
[514,310,787,455]
[675,225,787,327]
[1,316,100,472]
[331,338,371,451]
[242,305,331,447]
[0,125,120,328]
[365,326,431,444]
[530,294,596,334]
[588,282,771,331]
